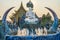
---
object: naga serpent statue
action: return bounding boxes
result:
[2,7,17,36]
[1,7,58,39]
[45,7,58,33]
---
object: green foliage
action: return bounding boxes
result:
[41,13,52,27]
[46,13,51,21]
[58,19,60,25]
[0,20,2,25]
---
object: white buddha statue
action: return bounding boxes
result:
[25,0,38,24]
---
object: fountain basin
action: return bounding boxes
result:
[6,32,60,40]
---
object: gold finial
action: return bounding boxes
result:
[0,16,1,18]
[20,1,23,6]
[29,0,31,2]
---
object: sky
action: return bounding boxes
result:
[0,0,60,20]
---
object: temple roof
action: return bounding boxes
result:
[14,2,26,16]
[10,2,26,20]
[17,2,26,12]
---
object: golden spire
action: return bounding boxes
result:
[29,0,31,1]
[29,0,32,2]
[21,1,23,7]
